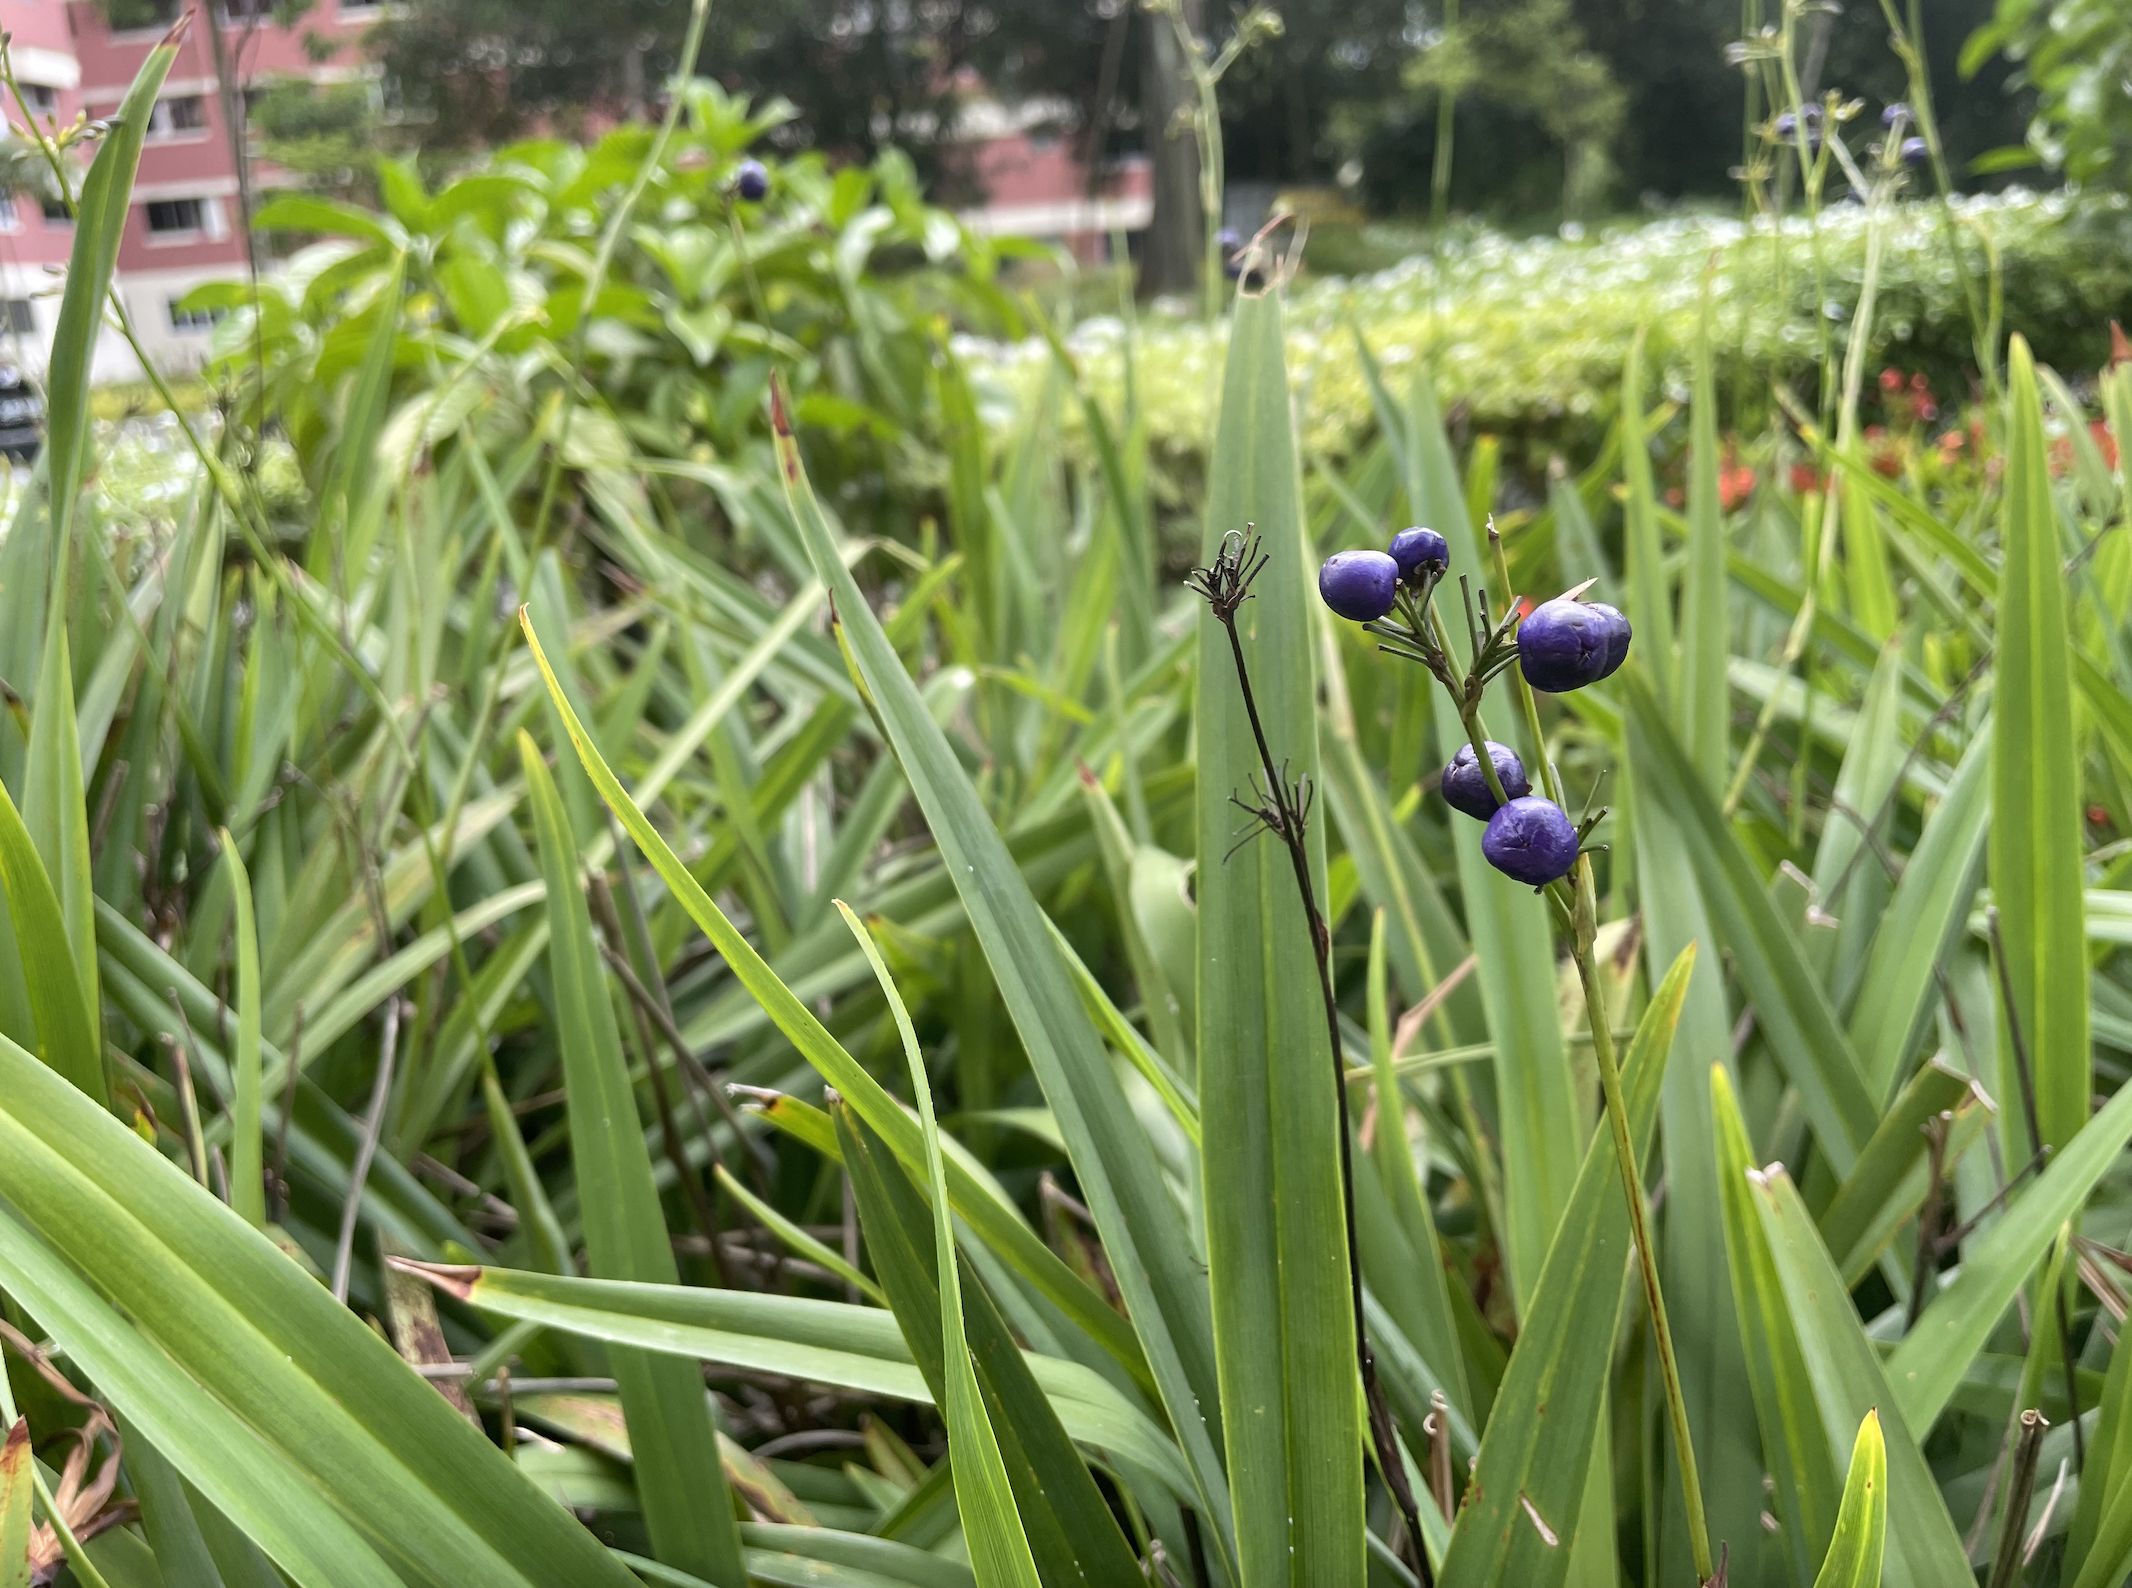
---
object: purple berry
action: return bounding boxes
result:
[1481,796,1580,885]
[1518,597,1625,692]
[1882,102,1910,129]
[735,160,769,201]
[1318,550,1400,623]
[1773,112,1796,139]
[1441,740,1530,821]
[1900,137,1928,164]
[1388,526,1449,583]
[1587,601,1632,679]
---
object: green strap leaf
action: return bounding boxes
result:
[1437,944,1693,1588]
[1194,288,1364,1583]
[521,734,743,1587]
[1990,335,2090,1155]
[220,831,266,1227]
[1811,1414,1887,1588]
[834,904,1041,1588]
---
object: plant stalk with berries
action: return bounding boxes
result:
[1320,522,1720,1586]
[1188,530,1436,1583]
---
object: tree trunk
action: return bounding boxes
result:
[1138,3,1201,299]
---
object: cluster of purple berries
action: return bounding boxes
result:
[1317,528,1630,886]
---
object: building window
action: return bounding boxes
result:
[145,198,205,235]
[17,85,56,118]
[221,0,276,17]
[40,198,72,227]
[106,0,182,29]
[146,96,207,136]
[1,301,33,337]
[169,300,223,333]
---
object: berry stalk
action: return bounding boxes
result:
[1485,526,1714,1585]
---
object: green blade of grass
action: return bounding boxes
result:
[1846,726,1991,1102]
[1885,1074,2132,1431]
[0,777,103,1098]
[1713,1064,1840,1587]
[1193,287,1364,1583]
[521,733,743,1587]
[1436,944,1692,1588]
[2065,1310,2132,1586]
[516,619,1159,1403]
[834,902,1041,1588]
[220,830,265,1227]
[23,624,98,1075]
[1991,336,2090,1155]
[764,382,1236,1564]
[1623,328,1674,707]
[1681,280,1729,786]
[1811,1413,1887,1588]
[0,1032,637,1588]
[1748,1166,1975,1587]
[42,20,181,562]
[1815,1061,1977,1285]
[392,1261,1197,1501]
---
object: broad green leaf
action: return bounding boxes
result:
[392,1261,1196,1501]
[1436,944,1692,1588]
[221,830,266,1227]
[1713,1065,1838,1588]
[765,383,1235,1563]
[1193,287,1363,1584]
[1991,336,2089,1154]
[1364,909,1470,1422]
[1816,1061,1977,1285]
[1811,1413,1886,1588]
[1622,329,1673,706]
[0,778,102,1098]
[1749,1166,1977,1587]
[2066,1305,2132,1587]
[0,1032,636,1588]
[835,903,1040,1588]
[43,25,180,557]
[22,625,97,1062]
[1680,283,1728,786]
[1884,1074,2132,1431]
[1847,725,1991,1101]
[521,733,743,1586]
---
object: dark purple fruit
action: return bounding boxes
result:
[1481,796,1580,885]
[735,160,770,201]
[1518,597,1628,692]
[1441,740,1530,820]
[1318,550,1400,623]
[1388,526,1449,583]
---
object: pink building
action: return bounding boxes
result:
[952,97,1150,266]
[0,0,381,380]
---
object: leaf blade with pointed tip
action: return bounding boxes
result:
[1811,1413,1887,1588]
[520,734,743,1586]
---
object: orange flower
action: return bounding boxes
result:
[1719,461,1756,511]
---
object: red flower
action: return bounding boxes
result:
[1719,462,1756,511]
[1789,462,1823,494]
[1878,367,1903,392]
[2092,419,2120,471]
